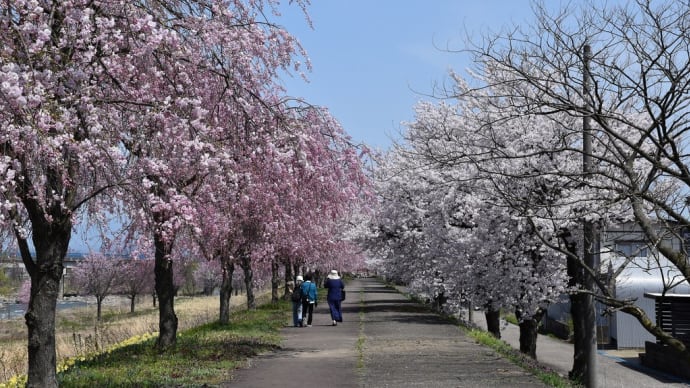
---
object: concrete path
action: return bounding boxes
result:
[226,277,690,387]
[226,278,546,387]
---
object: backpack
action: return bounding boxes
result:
[291,287,302,302]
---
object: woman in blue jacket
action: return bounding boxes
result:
[324,270,345,326]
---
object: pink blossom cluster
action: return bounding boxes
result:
[0,1,371,385]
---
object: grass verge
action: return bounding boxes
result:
[53,301,289,387]
[466,329,580,388]
[1,294,223,383]
[356,290,365,371]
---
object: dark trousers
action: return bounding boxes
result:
[302,301,314,325]
[328,299,342,322]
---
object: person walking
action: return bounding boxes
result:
[324,270,345,326]
[289,276,304,327]
[300,274,317,327]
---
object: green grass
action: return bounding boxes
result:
[503,312,518,325]
[56,301,290,387]
[466,329,580,388]
[356,291,365,370]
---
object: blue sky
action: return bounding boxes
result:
[276,1,543,151]
[71,1,549,253]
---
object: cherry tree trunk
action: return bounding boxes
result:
[219,258,235,325]
[240,253,255,309]
[570,291,589,382]
[24,222,71,388]
[96,296,104,321]
[516,309,544,359]
[129,296,136,313]
[485,307,501,339]
[271,259,280,303]
[284,261,294,300]
[26,271,60,388]
[568,254,587,382]
[154,236,178,349]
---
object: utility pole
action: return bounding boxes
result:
[582,43,599,388]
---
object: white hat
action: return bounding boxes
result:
[327,270,340,279]
[296,275,303,282]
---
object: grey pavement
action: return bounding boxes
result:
[227,278,544,387]
[225,277,690,387]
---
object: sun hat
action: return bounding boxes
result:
[327,270,340,279]
[296,275,303,282]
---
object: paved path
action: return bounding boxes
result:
[226,278,546,387]
[226,277,690,387]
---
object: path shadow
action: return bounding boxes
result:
[339,300,453,326]
[358,288,399,294]
[613,356,690,385]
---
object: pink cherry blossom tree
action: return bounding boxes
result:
[192,193,239,324]
[119,258,155,313]
[108,0,310,349]
[0,2,158,385]
[192,102,371,312]
[251,105,371,303]
[0,0,308,384]
[71,254,121,321]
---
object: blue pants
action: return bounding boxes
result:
[292,301,302,327]
[328,299,342,322]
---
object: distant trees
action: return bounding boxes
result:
[70,255,209,316]
[119,258,155,313]
[71,255,120,321]
[365,100,568,358]
[193,260,221,297]
[0,269,15,296]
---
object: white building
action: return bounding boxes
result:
[545,221,690,349]
[603,222,690,348]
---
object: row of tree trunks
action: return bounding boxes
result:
[219,257,235,325]
[240,251,255,309]
[284,261,295,300]
[271,260,280,303]
[484,305,544,361]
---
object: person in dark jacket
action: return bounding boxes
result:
[300,273,317,327]
[289,276,303,327]
[323,270,345,326]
